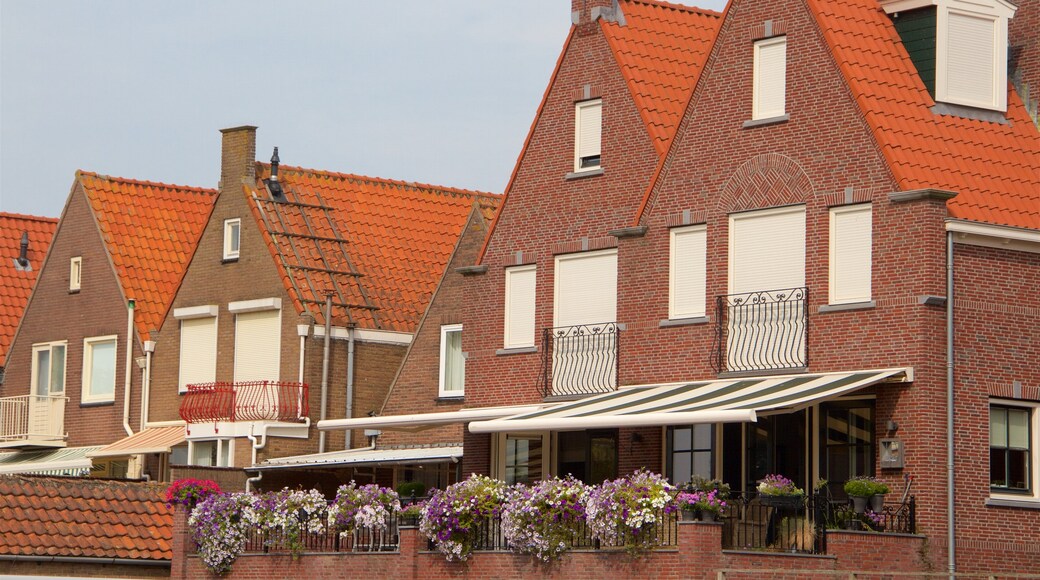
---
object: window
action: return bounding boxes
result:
[752,36,786,120]
[990,404,1033,493]
[31,342,67,396]
[179,316,217,393]
[829,204,872,304]
[503,265,536,348]
[554,249,617,328]
[669,225,707,319]
[69,257,82,291]
[234,308,281,382]
[885,0,1014,112]
[557,430,618,485]
[190,439,233,467]
[82,336,117,404]
[574,99,602,171]
[502,433,546,485]
[667,424,714,485]
[729,205,805,294]
[223,218,241,260]
[820,400,875,499]
[439,324,464,397]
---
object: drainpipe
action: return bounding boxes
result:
[319,293,332,453]
[297,323,310,426]
[140,340,155,430]
[946,231,956,578]
[122,299,136,437]
[345,324,356,450]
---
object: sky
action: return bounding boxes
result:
[0,0,728,218]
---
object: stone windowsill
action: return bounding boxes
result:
[496,346,538,356]
[659,316,709,327]
[818,301,876,313]
[742,114,789,129]
[564,168,604,180]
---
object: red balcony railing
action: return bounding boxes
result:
[179,381,309,424]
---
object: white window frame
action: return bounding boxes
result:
[188,438,234,468]
[574,98,603,172]
[492,431,551,485]
[727,204,806,294]
[178,315,218,394]
[82,335,118,404]
[669,225,708,319]
[223,218,241,260]
[31,341,68,396]
[752,35,787,121]
[69,257,82,291]
[503,265,537,349]
[553,248,618,327]
[829,204,873,305]
[936,4,1009,111]
[438,324,465,397]
[989,399,1039,501]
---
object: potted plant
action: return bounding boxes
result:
[687,489,727,522]
[675,491,700,521]
[843,477,889,514]
[756,474,805,509]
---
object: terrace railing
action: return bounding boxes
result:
[540,322,619,398]
[179,381,309,424]
[713,287,808,373]
[0,394,66,446]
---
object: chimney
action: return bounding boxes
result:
[266,146,285,200]
[571,0,622,26]
[13,231,31,271]
[219,125,257,193]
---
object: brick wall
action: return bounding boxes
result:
[1009,0,1039,100]
[2,181,143,447]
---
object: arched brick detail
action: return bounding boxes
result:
[718,153,814,214]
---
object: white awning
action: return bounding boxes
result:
[0,446,102,476]
[87,426,186,458]
[255,446,463,471]
[469,368,911,433]
[316,404,550,433]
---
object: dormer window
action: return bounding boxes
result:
[223,218,241,261]
[884,0,1016,112]
[574,99,602,172]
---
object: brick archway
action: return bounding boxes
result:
[718,153,814,214]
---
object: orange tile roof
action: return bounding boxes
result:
[249,165,499,332]
[0,213,57,364]
[0,475,172,561]
[602,0,723,156]
[809,0,1040,230]
[77,172,217,340]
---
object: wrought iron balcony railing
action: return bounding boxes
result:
[712,287,808,373]
[540,322,619,398]
[0,394,67,446]
[179,381,309,424]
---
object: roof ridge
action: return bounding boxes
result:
[624,0,722,18]
[76,170,216,195]
[0,211,59,223]
[255,162,499,200]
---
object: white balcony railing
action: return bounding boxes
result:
[0,394,67,446]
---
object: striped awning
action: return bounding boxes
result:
[255,446,464,470]
[469,368,911,433]
[87,426,186,458]
[0,446,102,476]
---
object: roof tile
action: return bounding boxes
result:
[0,213,57,362]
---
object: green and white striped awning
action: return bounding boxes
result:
[468,368,911,433]
[0,446,102,476]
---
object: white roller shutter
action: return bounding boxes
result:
[179,317,217,393]
[234,309,281,382]
[753,37,787,120]
[729,206,805,294]
[830,205,872,304]
[945,11,996,108]
[554,249,617,327]
[670,225,707,319]
[504,266,536,348]
[575,99,602,170]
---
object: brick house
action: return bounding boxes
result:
[145,126,499,494]
[319,0,1039,574]
[0,173,214,480]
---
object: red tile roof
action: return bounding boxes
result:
[0,213,57,364]
[248,165,499,332]
[809,0,1040,230]
[602,0,724,156]
[0,475,172,561]
[77,172,217,340]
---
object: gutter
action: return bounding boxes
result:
[0,554,170,568]
[122,299,136,437]
[319,294,332,454]
[140,340,155,430]
[946,231,956,577]
[345,324,356,450]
